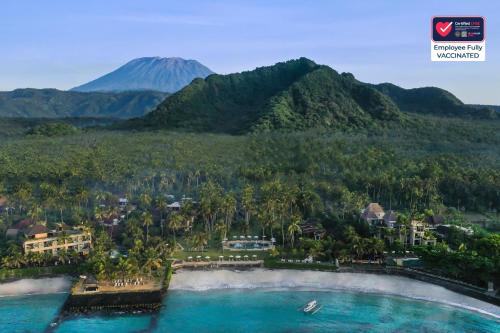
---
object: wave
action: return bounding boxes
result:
[0,277,71,297]
[170,269,500,319]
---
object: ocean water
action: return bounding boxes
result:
[1,271,499,333]
[0,289,499,333]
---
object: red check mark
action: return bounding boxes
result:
[436,21,453,37]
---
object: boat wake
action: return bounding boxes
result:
[0,277,71,297]
[170,269,500,319]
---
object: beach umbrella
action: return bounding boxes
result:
[253,236,259,239]
[235,255,241,260]
[187,256,193,261]
[219,256,224,261]
[252,255,257,259]
[247,235,252,239]
[205,256,210,260]
[229,255,234,260]
[243,255,249,260]
[232,236,237,239]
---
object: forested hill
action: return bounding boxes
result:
[372,83,497,119]
[124,58,404,134]
[0,89,169,119]
[122,58,496,134]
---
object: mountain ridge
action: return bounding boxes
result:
[122,58,404,133]
[0,88,168,119]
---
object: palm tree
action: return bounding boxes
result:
[168,213,184,243]
[192,232,208,253]
[142,247,162,276]
[1,250,25,269]
[140,192,152,209]
[241,184,256,234]
[142,211,153,243]
[156,197,168,237]
[287,214,302,248]
[57,249,70,265]
[27,204,43,222]
[116,257,133,280]
[222,193,236,234]
[215,220,228,242]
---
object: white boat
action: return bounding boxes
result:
[302,300,321,313]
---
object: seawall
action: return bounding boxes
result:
[62,290,163,314]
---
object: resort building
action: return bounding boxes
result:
[383,210,397,228]
[408,220,436,246]
[223,236,275,251]
[22,224,92,256]
[301,219,326,240]
[118,198,128,210]
[361,203,386,227]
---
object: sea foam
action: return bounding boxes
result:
[170,269,500,318]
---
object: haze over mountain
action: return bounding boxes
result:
[0,89,168,119]
[71,57,214,93]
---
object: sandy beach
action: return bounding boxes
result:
[0,277,71,297]
[170,268,500,318]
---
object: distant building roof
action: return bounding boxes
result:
[13,219,34,230]
[83,275,98,286]
[5,229,19,238]
[167,202,181,209]
[24,225,49,236]
[301,219,326,238]
[425,215,445,226]
[362,203,385,220]
[384,210,397,222]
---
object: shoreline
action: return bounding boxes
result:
[1,268,499,320]
[170,268,500,319]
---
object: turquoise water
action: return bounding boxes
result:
[0,290,499,332]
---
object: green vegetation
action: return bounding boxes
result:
[373,83,497,119]
[414,233,500,288]
[0,88,168,118]
[0,58,498,289]
[123,58,496,134]
[0,111,498,286]
[125,58,403,133]
[0,264,79,280]
[27,122,78,137]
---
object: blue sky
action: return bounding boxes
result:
[1,0,498,104]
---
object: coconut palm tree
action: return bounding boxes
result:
[1,250,25,269]
[288,214,302,248]
[192,232,208,253]
[168,213,184,243]
[142,247,162,276]
[116,257,133,280]
[142,211,153,243]
[140,192,152,209]
[156,197,168,237]
[241,184,256,234]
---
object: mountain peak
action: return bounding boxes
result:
[71,57,214,93]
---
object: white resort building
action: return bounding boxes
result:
[22,224,92,256]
